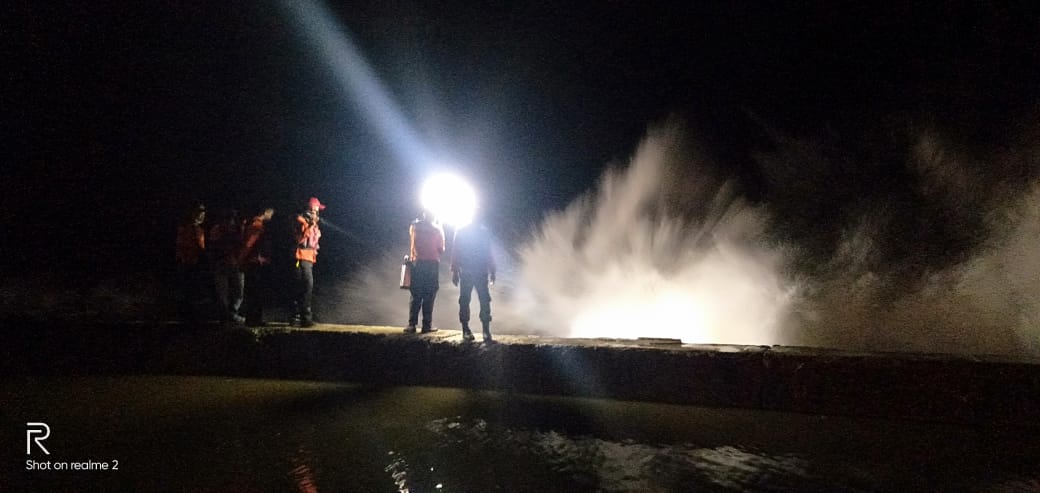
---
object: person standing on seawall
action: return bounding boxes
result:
[238,207,274,327]
[175,202,207,323]
[293,197,324,328]
[405,209,444,334]
[451,214,496,343]
[208,208,244,323]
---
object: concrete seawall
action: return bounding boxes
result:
[3,321,1038,427]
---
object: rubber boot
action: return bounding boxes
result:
[482,321,493,343]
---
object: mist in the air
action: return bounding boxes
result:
[332,117,1040,357]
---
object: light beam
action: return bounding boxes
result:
[278,0,432,169]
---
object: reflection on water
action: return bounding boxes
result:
[3,376,1038,492]
[415,417,822,491]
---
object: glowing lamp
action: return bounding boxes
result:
[421,174,477,227]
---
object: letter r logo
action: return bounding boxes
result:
[26,422,50,455]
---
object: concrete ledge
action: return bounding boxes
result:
[2,321,1038,427]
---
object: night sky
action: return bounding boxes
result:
[7,1,1039,283]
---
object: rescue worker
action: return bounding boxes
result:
[238,207,274,327]
[451,215,496,343]
[208,208,244,323]
[175,203,207,322]
[293,197,324,328]
[405,209,444,334]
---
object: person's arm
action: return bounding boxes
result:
[409,223,418,261]
[237,222,260,265]
[450,230,460,286]
[488,241,496,284]
[296,215,320,246]
[450,229,460,274]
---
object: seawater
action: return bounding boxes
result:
[3,376,1038,492]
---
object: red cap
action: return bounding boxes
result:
[307,197,326,210]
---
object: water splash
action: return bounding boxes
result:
[333,119,1040,357]
[779,129,1040,356]
[509,119,1040,356]
[511,124,796,344]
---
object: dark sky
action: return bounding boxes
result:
[6,1,1039,278]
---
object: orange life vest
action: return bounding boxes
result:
[294,214,321,263]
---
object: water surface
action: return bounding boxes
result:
[3,376,1037,491]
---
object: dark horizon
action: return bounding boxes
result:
[7,1,1039,286]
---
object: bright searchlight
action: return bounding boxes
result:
[421,174,477,227]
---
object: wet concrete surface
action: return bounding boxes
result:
[2,320,1038,428]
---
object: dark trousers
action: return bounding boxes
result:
[177,263,208,322]
[408,260,439,329]
[458,272,492,327]
[213,261,244,319]
[242,264,265,324]
[294,260,314,322]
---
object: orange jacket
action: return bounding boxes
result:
[294,213,321,263]
[409,219,444,262]
[238,216,269,266]
[175,223,205,266]
[207,221,240,265]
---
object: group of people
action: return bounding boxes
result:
[173,197,327,328]
[406,209,497,343]
[174,196,498,343]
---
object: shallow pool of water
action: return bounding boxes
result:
[2,376,1037,491]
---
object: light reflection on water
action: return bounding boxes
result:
[412,417,822,492]
[3,376,1039,492]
